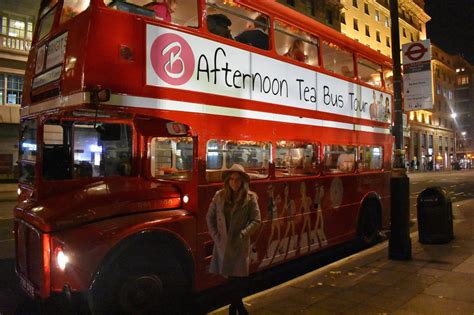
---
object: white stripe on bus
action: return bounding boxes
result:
[22,92,390,135]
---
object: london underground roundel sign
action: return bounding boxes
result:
[404,42,428,62]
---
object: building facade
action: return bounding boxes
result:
[408,45,456,171]
[0,0,38,182]
[453,56,474,168]
[339,0,429,57]
[337,0,466,170]
[278,0,343,30]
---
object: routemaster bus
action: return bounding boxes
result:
[16,0,395,312]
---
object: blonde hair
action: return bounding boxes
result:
[223,172,249,205]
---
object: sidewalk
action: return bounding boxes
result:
[0,183,17,202]
[210,199,474,314]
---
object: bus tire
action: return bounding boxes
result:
[90,249,189,314]
[357,199,381,247]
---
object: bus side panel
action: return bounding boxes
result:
[49,210,197,294]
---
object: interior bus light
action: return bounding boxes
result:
[183,195,190,204]
[56,248,70,271]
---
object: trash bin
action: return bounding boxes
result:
[417,187,454,244]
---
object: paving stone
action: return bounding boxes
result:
[349,281,389,295]
[287,288,327,306]
[246,286,302,310]
[424,281,474,303]
[394,293,474,315]
[340,303,389,315]
[328,287,374,304]
[308,296,356,313]
[364,269,411,286]
[415,267,448,278]
[361,292,413,311]
[453,255,474,274]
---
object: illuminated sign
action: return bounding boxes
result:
[146,25,391,123]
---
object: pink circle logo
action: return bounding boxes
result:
[150,33,195,86]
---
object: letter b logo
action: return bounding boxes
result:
[150,33,195,85]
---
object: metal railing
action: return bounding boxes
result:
[0,34,31,52]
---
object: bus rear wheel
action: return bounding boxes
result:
[357,199,381,247]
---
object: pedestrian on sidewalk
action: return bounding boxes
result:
[206,164,261,315]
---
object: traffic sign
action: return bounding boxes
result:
[402,39,433,111]
[404,43,427,62]
[402,39,431,65]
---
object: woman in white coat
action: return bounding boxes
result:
[206,164,261,315]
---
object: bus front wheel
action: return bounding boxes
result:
[90,254,188,314]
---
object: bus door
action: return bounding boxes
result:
[134,116,197,213]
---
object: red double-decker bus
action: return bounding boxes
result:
[16,0,394,312]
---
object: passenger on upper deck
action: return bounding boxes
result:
[147,0,177,22]
[285,39,306,62]
[207,13,233,39]
[235,14,269,50]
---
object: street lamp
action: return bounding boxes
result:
[451,113,457,160]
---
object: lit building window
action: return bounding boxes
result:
[375,10,380,22]
[0,73,24,105]
[0,14,34,50]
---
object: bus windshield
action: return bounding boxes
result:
[19,120,38,185]
[42,120,133,180]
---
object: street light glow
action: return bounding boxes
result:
[462,131,467,136]
[451,113,457,119]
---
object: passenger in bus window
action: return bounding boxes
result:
[235,14,269,50]
[341,65,354,78]
[206,164,261,315]
[337,152,355,172]
[285,39,306,63]
[148,0,177,22]
[384,96,391,122]
[207,13,233,39]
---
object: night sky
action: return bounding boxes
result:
[424,0,474,64]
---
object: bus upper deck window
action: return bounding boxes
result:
[38,0,59,40]
[60,0,91,24]
[105,0,198,28]
[383,68,393,92]
[357,57,382,87]
[206,0,269,50]
[274,20,319,67]
[322,41,354,79]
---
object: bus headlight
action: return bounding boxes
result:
[183,195,190,204]
[56,248,70,271]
